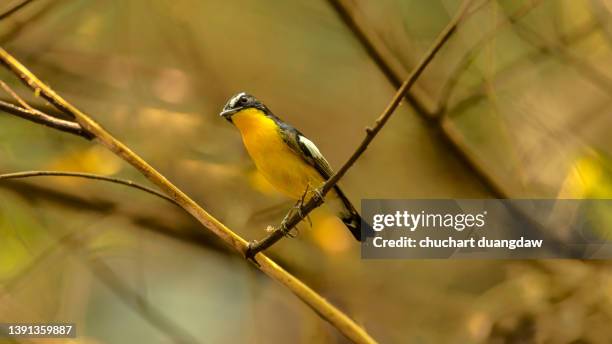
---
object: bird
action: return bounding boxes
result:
[220,92,362,241]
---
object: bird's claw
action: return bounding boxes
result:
[293,203,305,218]
[312,188,324,203]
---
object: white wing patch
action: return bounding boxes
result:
[298,135,335,178]
[298,135,324,160]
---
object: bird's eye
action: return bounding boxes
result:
[239,96,248,104]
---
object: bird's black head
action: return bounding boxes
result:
[220,92,263,123]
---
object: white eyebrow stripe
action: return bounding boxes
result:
[229,92,246,108]
[299,135,323,159]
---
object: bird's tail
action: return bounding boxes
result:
[332,185,362,241]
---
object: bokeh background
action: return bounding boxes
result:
[1,0,612,343]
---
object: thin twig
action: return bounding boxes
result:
[1,80,33,109]
[324,0,592,256]
[1,179,230,255]
[0,49,377,343]
[0,0,34,21]
[246,0,475,257]
[325,0,526,203]
[0,98,93,138]
[0,171,179,206]
[326,0,543,202]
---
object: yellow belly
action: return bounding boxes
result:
[232,109,326,200]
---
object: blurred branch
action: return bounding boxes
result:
[0,49,377,343]
[511,16,612,94]
[0,214,200,343]
[438,0,545,112]
[6,220,200,344]
[327,0,528,200]
[1,0,58,45]
[446,18,600,117]
[1,223,96,291]
[0,180,230,254]
[0,0,34,21]
[589,0,612,47]
[326,0,437,116]
[83,253,200,344]
[325,0,607,261]
[246,0,476,257]
[0,170,179,206]
[0,170,235,254]
[325,0,513,198]
[465,0,492,18]
[447,4,612,120]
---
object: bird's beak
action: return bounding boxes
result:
[220,107,240,122]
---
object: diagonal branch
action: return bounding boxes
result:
[322,0,592,257]
[2,222,200,344]
[326,0,437,116]
[0,0,34,21]
[246,0,475,257]
[0,98,93,138]
[0,50,377,343]
[0,170,179,206]
[0,180,230,255]
[328,0,513,200]
[84,254,200,344]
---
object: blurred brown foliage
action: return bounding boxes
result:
[1,0,612,343]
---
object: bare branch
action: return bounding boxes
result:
[326,0,513,201]
[1,80,32,109]
[0,49,377,343]
[318,0,591,258]
[0,99,93,138]
[246,0,475,256]
[0,171,179,206]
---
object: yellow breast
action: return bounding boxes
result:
[232,108,326,199]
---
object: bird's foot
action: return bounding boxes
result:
[292,202,305,219]
[311,187,324,204]
[245,241,260,266]
[278,222,298,238]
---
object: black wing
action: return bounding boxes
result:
[277,122,362,241]
[277,123,334,180]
